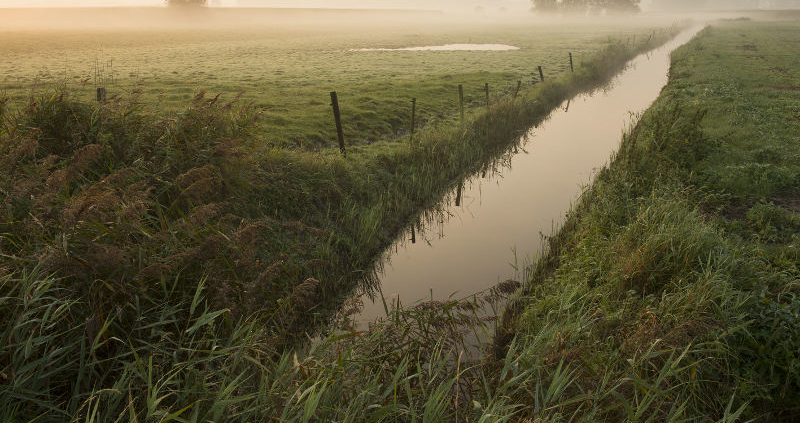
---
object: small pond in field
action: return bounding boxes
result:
[350,43,520,51]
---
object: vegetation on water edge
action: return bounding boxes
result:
[497,21,800,421]
[0,22,686,421]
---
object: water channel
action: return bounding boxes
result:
[346,26,705,331]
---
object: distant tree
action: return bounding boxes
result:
[532,0,640,13]
[166,0,208,7]
[533,0,559,11]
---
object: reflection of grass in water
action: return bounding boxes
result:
[1,20,666,149]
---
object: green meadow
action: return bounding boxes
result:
[1,11,667,148]
[3,6,799,422]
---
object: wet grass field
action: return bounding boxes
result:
[0,8,667,148]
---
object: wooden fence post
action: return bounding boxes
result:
[458,84,464,123]
[569,52,574,72]
[330,91,346,157]
[538,66,545,83]
[96,87,106,103]
[455,182,462,207]
[410,98,416,144]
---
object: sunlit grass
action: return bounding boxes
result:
[0,15,671,149]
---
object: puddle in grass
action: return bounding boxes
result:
[337,26,705,347]
[350,43,520,51]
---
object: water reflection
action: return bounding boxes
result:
[340,133,534,330]
[341,26,704,334]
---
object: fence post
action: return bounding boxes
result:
[330,91,346,157]
[96,87,106,103]
[455,182,462,207]
[513,80,521,99]
[538,66,545,83]
[411,224,416,244]
[410,98,416,144]
[569,52,574,72]
[458,84,464,123]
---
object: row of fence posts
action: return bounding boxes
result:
[94,51,577,158]
[326,52,576,157]
[328,28,669,156]
[334,52,582,243]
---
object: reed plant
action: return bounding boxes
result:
[0,24,689,421]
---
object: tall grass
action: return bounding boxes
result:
[0,25,691,421]
[0,269,544,422]
[497,24,800,421]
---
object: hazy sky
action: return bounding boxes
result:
[0,0,533,11]
[1,0,793,10]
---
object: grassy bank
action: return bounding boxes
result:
[0,21,685,421]
[497,20,800,421]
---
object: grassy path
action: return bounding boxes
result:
[497,19,800,421]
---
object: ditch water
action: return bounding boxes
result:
[343,26,704,332]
